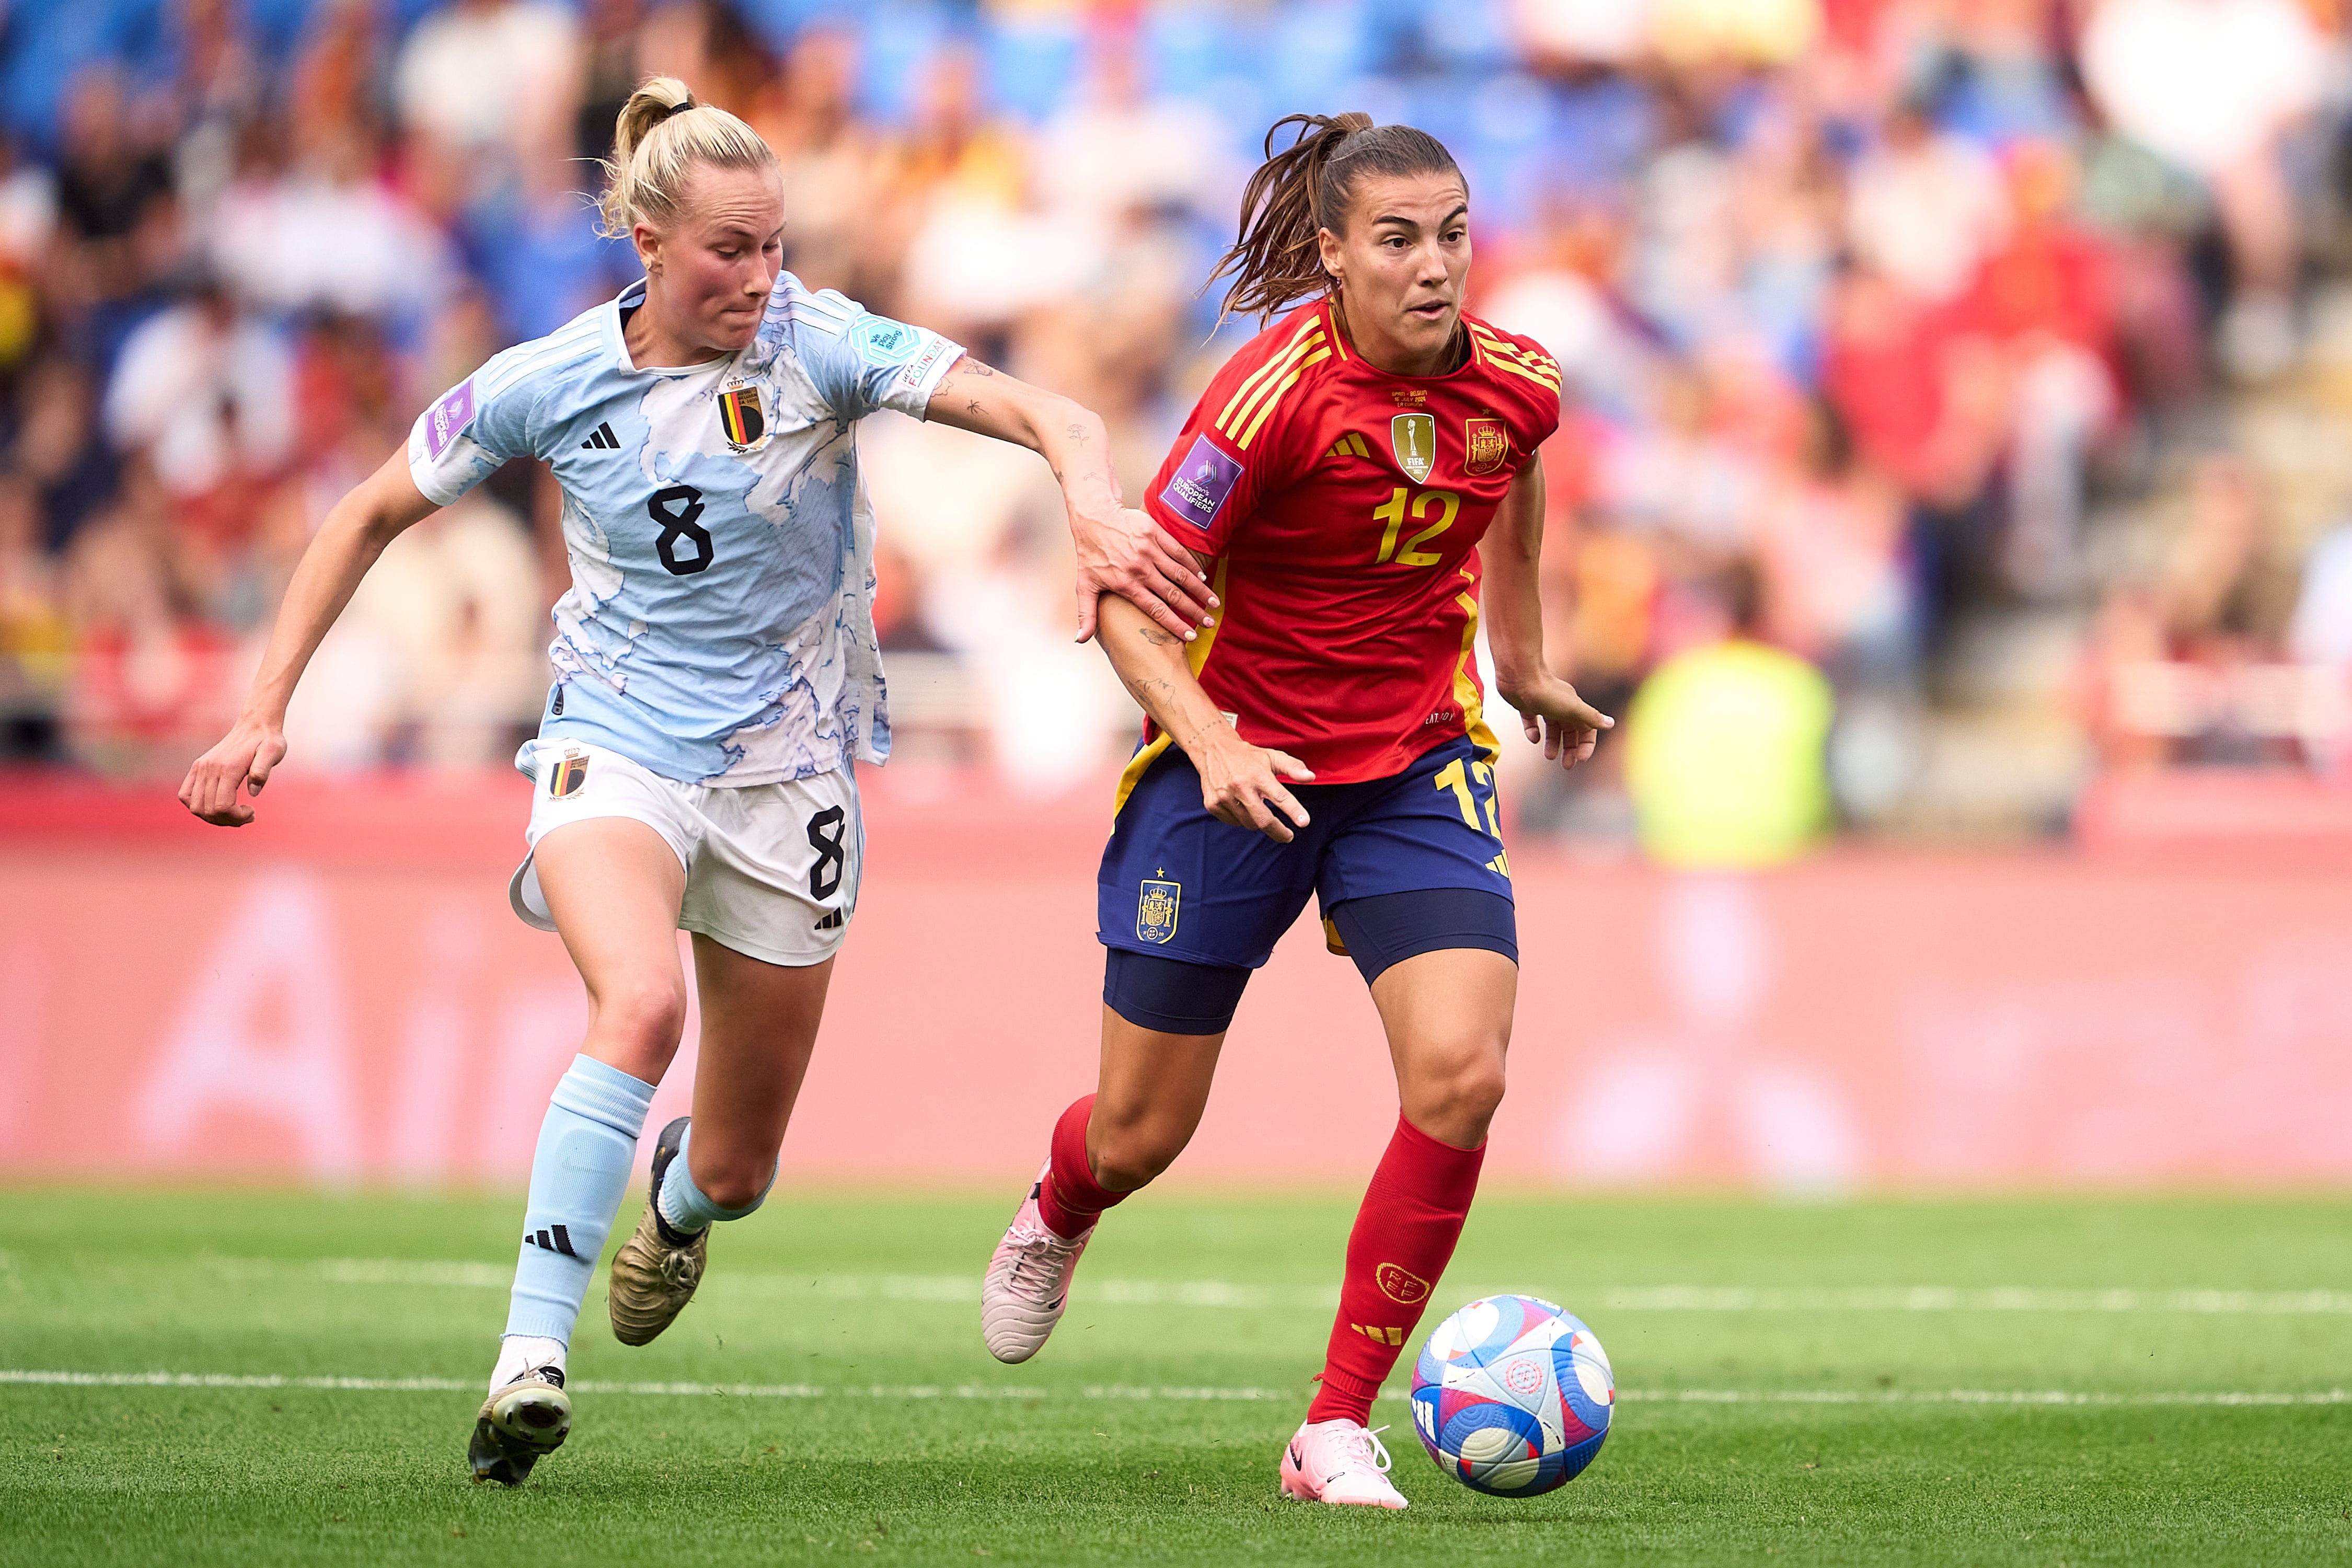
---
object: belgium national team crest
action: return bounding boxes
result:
[1465,417,1510,477]
[1390,412,1436,483]
[1137,876,1181,944]
[547,746,591,798]
[717,379,767,453]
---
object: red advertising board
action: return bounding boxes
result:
[3,768,2348,1191]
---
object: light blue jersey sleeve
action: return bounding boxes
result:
[407,316,605,506]
[769,278,963,423]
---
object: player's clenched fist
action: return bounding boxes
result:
[179,716,287,827]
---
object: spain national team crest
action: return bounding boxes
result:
[547,746,591,799]
[1136,877,1181,944]
[1465,417,1510,477]
[717,379,767,453]
[1376,1262,1432,1306]
[1390,412,1436,483]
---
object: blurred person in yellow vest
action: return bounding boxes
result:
[1624,561,1834,868]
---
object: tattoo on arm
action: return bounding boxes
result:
[1065,421,1089,444]
[965,399,982,416]
[1134,625,1178,647]
[963,359,996,377]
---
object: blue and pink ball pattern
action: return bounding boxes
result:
[1409,1294,1614,1497]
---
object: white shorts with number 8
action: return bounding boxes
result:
[508,739,860,968]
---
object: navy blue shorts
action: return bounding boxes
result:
[1097,733,1517,977]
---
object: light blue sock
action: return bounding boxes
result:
[655,1124,775,1236]
[503,1055,656,1345]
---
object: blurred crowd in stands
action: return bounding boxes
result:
[0,0,2348,848]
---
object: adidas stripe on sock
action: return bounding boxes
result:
[502,1054,656,1345]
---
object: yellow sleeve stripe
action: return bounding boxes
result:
[1215,316,1325,434]
[1220,330,1328,441]
[1484,355,1562,394]
[1235,348,1330,448]
[1467,324,1562,384]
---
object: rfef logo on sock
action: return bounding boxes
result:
[1375,1262,1431,1306]
[1159,435,1242,529]
[425,379,475,459]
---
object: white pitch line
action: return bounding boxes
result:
[3,1369,2345,1409]
[196,1260,2352,1317]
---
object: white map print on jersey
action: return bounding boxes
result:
[406,273,962,785]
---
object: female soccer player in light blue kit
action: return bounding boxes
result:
[178,76,1213,1485]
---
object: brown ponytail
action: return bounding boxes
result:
[1206,112,1465,325]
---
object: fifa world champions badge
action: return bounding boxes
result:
[1464,417,1510,477]
[1136,877,1181,944]
[1390,412,1436,483]
[718,379,768,453]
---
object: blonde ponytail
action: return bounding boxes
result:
[595,75,777,239]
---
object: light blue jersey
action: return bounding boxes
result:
[408,274,962,784]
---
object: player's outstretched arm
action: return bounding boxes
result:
[923,353,1216,644]
[1094,588,1316,844]
[1483,455,1615,771]
[178,453,439,826]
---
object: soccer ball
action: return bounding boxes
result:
[1409,1294,1613,1496]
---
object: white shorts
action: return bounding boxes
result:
[508,740,861,968]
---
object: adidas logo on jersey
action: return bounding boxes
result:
[580,422,619,451]
[813,909,844,931]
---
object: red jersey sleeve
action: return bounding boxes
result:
[1145,309,1333,556]
[1464,316,1565,466]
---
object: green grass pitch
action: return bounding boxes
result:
[3,1187,2349,1566]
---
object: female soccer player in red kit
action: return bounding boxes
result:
[980,113,1614,1509]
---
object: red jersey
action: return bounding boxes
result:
[1142,300,1563,785]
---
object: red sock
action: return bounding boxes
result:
[1036,1094,1128,1240]
[1307,1113,1485,1426]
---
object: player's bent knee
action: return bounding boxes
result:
[1406,1054,1508,1147]
[592,978,688,1056]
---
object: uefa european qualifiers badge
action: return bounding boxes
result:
[546,745,591,799]
[1159,435,1242,531]
[1390,412,1436,483]
[1136,874,1181,944]
[717,378,767,454]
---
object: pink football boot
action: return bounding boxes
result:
[1278,1417,1410,1509]
[981,1162,1093,1363]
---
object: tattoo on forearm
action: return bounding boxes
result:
[965,398,982,416]
[964,360,996,377]
[1065,421,1089,444]
[1135,625,1178,647]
